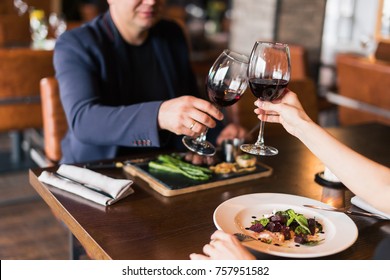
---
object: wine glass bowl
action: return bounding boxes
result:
[240,41,291,156]
[29,9,48,43]
[206,50,249,107]
[49,13,67,38]
[182,49,249,156]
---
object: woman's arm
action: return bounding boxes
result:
[255,90,390,214]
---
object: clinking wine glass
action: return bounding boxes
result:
[240,41,291,156]
[182,49,249,156]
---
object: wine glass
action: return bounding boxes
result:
[29,9,48,43]
[49,13,67,38]
[182,49,249,156]
[13,0,28,16]
[240,41,291,156]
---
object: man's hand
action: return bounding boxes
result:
[184,151,219,166]
[158,96,223,137]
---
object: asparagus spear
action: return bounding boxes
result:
[148,154,212,181]
[157,155,212,174]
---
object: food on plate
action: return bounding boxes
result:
[245,209,324,246]
[210,160,256,175]
[184,152,219,166]
[148,152,257,179]
[235,154,257,168]
[210,162,237,174]
[148,154,212,181]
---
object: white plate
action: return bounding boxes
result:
[213,193,358,258]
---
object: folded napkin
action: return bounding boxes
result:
[38,164,134,206]
[351,196,390,220]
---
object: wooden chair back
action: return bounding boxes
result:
[40,77,68,163]
[336,53,390,126]
[375,41,390,62]
[0,48,54,132]
[289,44,309,80]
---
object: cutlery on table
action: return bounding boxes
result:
[234,233,257,242]
[53,172,113,198]
[83,161,123,169]
[303,204,388,220]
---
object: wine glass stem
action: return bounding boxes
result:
[196,128,209,143]
[197,103,220,143]
[255,118,266,147]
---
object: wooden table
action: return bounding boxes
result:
[29,123,390,260]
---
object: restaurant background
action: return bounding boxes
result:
[0,0,389,259]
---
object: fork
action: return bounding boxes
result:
[303,204,388,220]
[234,233,257,242]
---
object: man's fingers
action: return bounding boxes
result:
[192,98,223,121]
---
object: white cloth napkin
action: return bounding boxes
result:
[351,196,390,220]
[38,164,134,206]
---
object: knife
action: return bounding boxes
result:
[303,204,388,220]
[53,172,114,199]
[83,162,124,169]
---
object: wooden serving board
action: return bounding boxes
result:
[123,157,273,197]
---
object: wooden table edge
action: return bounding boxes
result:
[28,169,112,260]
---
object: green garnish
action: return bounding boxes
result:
[239,154,254,160]
[294,214,311,234]
[252,218,269,227]
[302,239,325,246]
[148,154,212,181]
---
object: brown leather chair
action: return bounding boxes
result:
[40,76,93,259]
[0,48,54,163]
[0,49,54,130]
[336,53,390,126]
[40,76,84,259]
[375,41,390,63]
[0,48,54,162]
[39,77,68,164]
[289,44,309,80]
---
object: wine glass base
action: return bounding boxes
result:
[240,144,278,156]
[182,136,216,156]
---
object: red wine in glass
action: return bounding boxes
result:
[182,49,249,156]
[248,78,289,101]
[207,83,243,107]
[240,41,291,156]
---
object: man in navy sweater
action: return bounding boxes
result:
[54,0,246,163]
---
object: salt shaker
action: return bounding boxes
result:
[222,139,234,162]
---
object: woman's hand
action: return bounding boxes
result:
[189,230,256,260]
[254,89,313,137]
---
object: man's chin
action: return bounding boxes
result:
[139,17,159,28]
